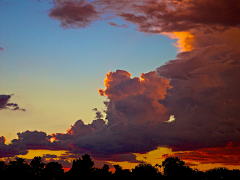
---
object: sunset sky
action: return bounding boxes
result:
[1,0,240,172]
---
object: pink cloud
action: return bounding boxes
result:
[108,22,128,28]
[49,0,100,28]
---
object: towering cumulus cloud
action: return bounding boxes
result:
[98,70,170,125]
[9,0,239,165]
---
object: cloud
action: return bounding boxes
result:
[42,154,58,159]
[47,0,240,33]
[97,153,141,163]
[49,0,100,28]
[98,70,170,125]
[108,22,128,28]
[119,0,240,33]
[161,31,194,52]
[0,136,6,144]
[0,94,25,111]
[0,136,28,158]
[0,47,3,51]
[166,142,240,166]
[11,130,70,151]
[13,0,240,167]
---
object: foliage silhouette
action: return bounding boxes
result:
[30,156,45,177]
[113,164,131,177]
[0,154,239,180]
[132,162,162,179]
[7,158,31,179]
[43,161,64,180]
[68,154,94,175]
[162,156,198,180]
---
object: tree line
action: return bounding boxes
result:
[0,154,239,180]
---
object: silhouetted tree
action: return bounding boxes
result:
[7,157,31,179]
[67,154,95,179]
[162,157,186,179]
[132,162,159,175]
[132,162,162,179]
[30,156,45,178]
[0,161,7,179]
[92,164,112,179]
[2,155,240,180]
[205,167,232,180]
[73,154,94,173]
[113,164,131,177]
[43,161,64,180]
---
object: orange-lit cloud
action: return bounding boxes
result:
[98,70,170,125]
[163,142,240,168]
[162,31,194,52]
[0,136,6,144]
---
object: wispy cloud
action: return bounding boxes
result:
[0,94,25,111]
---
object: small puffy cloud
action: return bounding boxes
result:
[49,0,100,28]
[0,47,3,51]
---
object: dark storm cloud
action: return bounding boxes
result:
[11,130,70,151]
[0,136,28,158]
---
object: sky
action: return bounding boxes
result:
[1,0,240,172]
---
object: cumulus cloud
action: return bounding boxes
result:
[11,130,70,151]
[0,136,28,158]
[98,70,170,125]
[0,47,3,51]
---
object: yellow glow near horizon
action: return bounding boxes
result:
[17,149,67,160]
